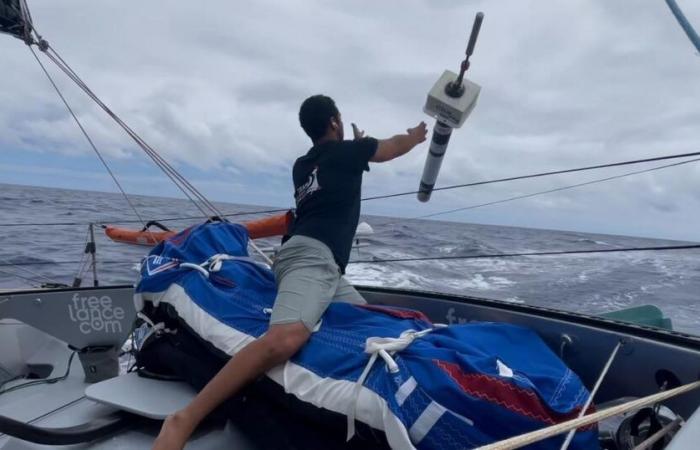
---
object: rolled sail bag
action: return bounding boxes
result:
[134,222,598,450]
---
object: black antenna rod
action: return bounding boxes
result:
[447,12,484,98]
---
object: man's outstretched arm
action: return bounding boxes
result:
[369,121,428,163]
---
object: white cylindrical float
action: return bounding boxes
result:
[418,121,453,202]
[417,70,480,202]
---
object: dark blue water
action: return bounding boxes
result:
[1,183,699,335]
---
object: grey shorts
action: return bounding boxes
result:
[270,234,366,330]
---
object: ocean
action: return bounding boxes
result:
[1,183,699,335]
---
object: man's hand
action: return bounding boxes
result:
[371,121,429,163]
[152,410,196,450]
[407,121,428,144]
[351,123,365,140]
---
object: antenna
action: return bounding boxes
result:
[446,12,484,98]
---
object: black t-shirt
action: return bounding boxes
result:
[289,137,378,272]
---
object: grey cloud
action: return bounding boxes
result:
[0,0,699,240]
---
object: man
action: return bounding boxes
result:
[153,95,427,449]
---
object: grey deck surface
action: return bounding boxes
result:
[666,405,700,450]
[85,373,196,420]
[0,368,254,450]
[0,397,253,450]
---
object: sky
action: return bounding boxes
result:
[1,0,699,241]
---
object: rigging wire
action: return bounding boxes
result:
[0,260,136,268]
[361,150,700,202]
[43,46,218,219]
[0,268,42,288]
[8,12,700,231]
[71,226,93,286]
[1,243,698,270]
[2,150,700,229]
[28,42,271,262]
[28,46,149,231]
[347,243,700,265]
[416,156,700,219]
[42,46,272,264]
[1,263,63,286]
[15,4,270,262]
[17,0,34,44]
[28,45,161,269]
[10,5,698,266]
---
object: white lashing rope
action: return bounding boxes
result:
[475,380,700,450]
[248,240,273,265]
[204,253,270,271]
[346,328,437,441]
[560,340,623,450]
[180,252,273,279]
[135,311,166,349]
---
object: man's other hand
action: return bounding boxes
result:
[351,123,365,140]
[407,121,428,144]
[372,121,428,163]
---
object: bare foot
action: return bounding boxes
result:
[152,412,196,450]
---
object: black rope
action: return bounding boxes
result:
[0,268,42,287]
[45,46,221,219]
[2,151,699,228]
[361,150,700,201]
[417,156,700,219]
[28,46,150,230]
[6,147,695,228]
[0,352,76,396]
[1,243,698,270]
[348,244,700,265]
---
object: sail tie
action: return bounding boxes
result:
[346,327,437,441]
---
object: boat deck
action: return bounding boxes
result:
[3,285,700,449]
[0,338,382,449]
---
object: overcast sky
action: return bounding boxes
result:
[1,0,699,241]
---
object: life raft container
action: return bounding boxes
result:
[104,211,292,246]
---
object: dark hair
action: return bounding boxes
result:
[298,95,339,141]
